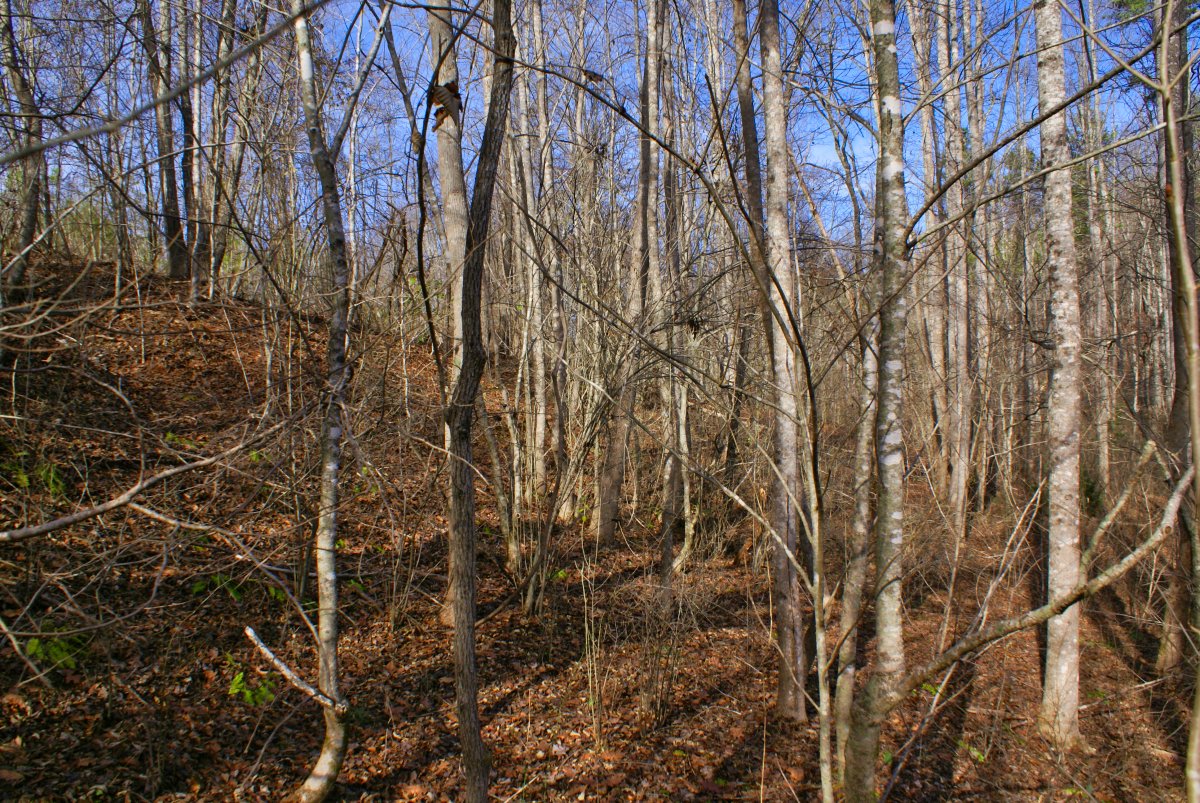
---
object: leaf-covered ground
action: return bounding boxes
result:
[0,261,1187,800]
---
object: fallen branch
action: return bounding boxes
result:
[0,422,285,544]
[129,502,318,643]
[0,454,227,544]
[243,626,348,716]
[887,462,1195,711]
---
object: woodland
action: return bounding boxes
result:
[0,0,1198,799]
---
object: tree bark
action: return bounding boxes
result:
[441,1,515,797]
[757,0,809,724]
[0,0,41,291]
[285,1,353,798]
[138,0,188,280]
[843,0,911,793]
[1034,0,1084,749]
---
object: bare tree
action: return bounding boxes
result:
[0,0,41,291]
[1034,0,1084,748]
[842,0,911,792]
[137,0,188,280]
[440,1,515,797]
[284,1,354,797]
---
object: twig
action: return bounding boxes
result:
[0,421,286,544]
[891,464,1195,709]
[0,614,50,687]
[243,626,347,716]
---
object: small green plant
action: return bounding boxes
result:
[2,457,30,489]
[264,584,287,603]
[165,432,198,449]
[346,578,366,594]
[351,466,380,496]
[190,573,244,602]
[248,449,267,464]
[35,462,66,499]
[25,632,87,670]
[227,670,276,706]
[957,739,987,763]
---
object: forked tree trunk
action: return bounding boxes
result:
[426,3,474,628]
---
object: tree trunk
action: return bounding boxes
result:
[441,2,515,797]
[204,0,239,291]
[835,316,877,778]
[138,0,188,280]
[597,0,657,546]
[757,0,809,724]
[285,1,353,798]
[939,0,971,540]
[908,0,948,497]
[843,0,911,793]
[426,6,469,389]
[1156,0,1197,679]
[1034,0,1083,749]
[0,0,41,291]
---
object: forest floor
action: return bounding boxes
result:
[0,258,1189,801]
